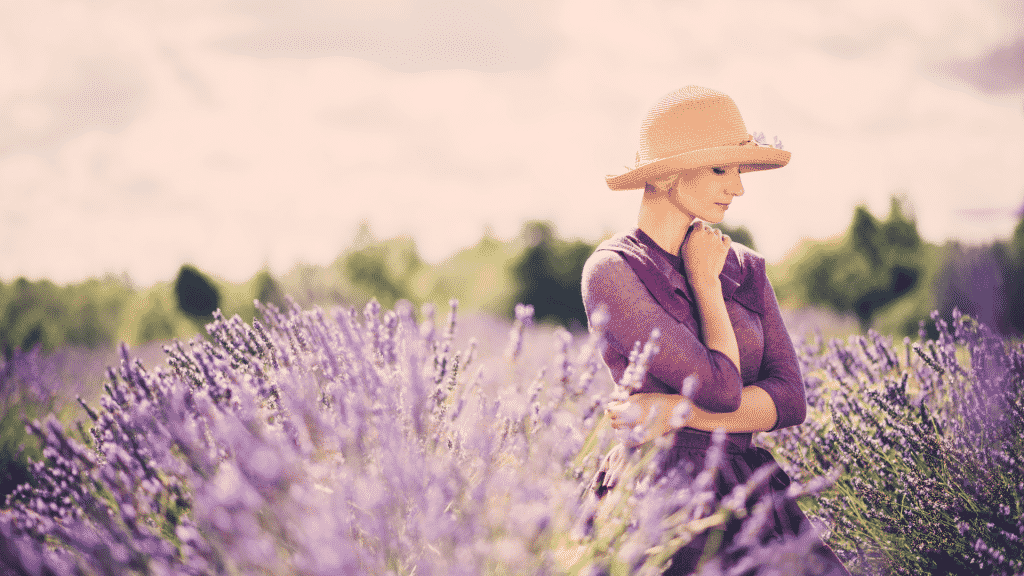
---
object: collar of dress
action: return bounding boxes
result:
[594,227,763,323]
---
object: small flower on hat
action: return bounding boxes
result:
[742,131,784,150]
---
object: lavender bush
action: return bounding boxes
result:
[766,309,1024,575]
[0,298,829,576]
[0,344,155,499]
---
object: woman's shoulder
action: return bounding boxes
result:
[723,241,771,314]
[584,229,640,268]
[729,241,766,278]
[581,249,631,286]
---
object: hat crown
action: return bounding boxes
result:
[638,86,749,164]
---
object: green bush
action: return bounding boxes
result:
[787,195,926,334]
[509,220,595,329]
[991,215,1024,336]
[173,265,221,318]
[0,277,132,353]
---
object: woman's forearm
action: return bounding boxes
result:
[683,280,778,433]
[684,385,778,433]
[609,387,779,444]
[691,279,741,372]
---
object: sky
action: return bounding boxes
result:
[1,0,1023,285]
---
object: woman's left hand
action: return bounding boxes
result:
[607,393,687,447]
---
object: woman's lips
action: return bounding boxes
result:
[716,203,730,210]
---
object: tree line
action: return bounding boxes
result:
[3,198,1023,355]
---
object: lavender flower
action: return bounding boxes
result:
[504,303,535,362]
[10,293,1012,576]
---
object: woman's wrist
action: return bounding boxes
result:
[689,275,722,297]
[683,386,778,433]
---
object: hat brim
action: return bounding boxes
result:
[605,145,791,191]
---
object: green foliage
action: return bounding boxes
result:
[9,194,1022,349]
[0,276,132,353]
[173,265,221,318]
[254,268,287,310]
[342,236,423,310]
[414,231,519,317]
[787,195,925,334]
[276,222,588,328]
[0,265,292,354]
[275,223,427,311]
[989,214,1024,336]
[509,221,595,329]
[135,292,180,343]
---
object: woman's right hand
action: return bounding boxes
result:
[682,220,731,291]
[608,393,689,447]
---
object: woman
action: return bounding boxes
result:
[581,86,849,575]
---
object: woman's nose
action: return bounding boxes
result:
[727,175,744,196]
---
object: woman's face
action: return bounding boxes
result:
[668,164,744,224]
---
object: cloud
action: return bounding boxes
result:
[214,0,559,72]
[2,0,1023,284]
[0,57,148,160]
[936,37,1024,93]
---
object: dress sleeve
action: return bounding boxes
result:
[749,255,807,431]
[581,250,743,413]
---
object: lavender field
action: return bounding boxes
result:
[0,298,1021,575]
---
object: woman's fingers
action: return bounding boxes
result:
[609,402,640,422]
[607,394,683,444]
[607,400,642,429]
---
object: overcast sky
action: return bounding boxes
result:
[2,0,1023,285]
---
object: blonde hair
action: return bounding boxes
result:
[646,171,684,195]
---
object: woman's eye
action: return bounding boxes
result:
[712,167,726,175]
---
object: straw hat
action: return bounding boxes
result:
[606,86,791,191]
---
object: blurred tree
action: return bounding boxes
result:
[63,279,127,348]
[343,237,423,309]
[254,269,287,310]
[794,195,923,332]
[0,277,131,352]
[850,205,882,265]
[421,230,517,317]
[991,211,1024,335]
[509,221,594,329]
[137,294,178,343]
[174,265,221,317]
[1,278,65,352]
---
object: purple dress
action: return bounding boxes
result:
[581,227,849,575]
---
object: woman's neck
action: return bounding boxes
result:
[637,191,695,257]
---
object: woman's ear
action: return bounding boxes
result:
[647,171,684,196]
